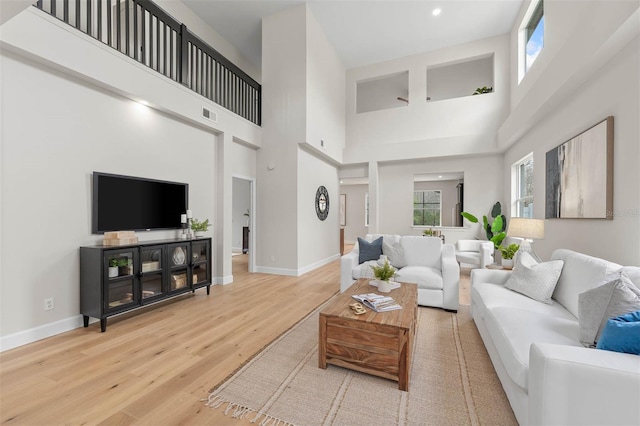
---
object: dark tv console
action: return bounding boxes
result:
[80,237,212,332]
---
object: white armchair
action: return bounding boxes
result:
[340,234,460,311]
[455,239,494,268]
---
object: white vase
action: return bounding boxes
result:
[378,280,392,293]
[108,266,118,278]
[501,259,514,269]
[195,231,204,238]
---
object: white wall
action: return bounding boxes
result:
[503,36,640,265]
[257,5,306,272]
[0,50,216,338]
[356,71,409,113]
[499,0,639,149]
[297,148,340,270]
[232,178,251,251]
[305,6,345,162]
[258,4,343,274]
[344,33,510,164]
[339,184,369,243]
[427,54,493,101]
[378,155,503,244]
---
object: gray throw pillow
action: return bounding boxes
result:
[578,272,640,347]
[358,237,383,264]
[504,251,564,304]
[383,240,406,268]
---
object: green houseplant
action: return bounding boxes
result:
[473,86,493,95]
[499,243,520,268]
[370,259,396,293]
[191,218,210,237]
[108,258,119,278]
[117,258,132,276]
[461,202,507,249]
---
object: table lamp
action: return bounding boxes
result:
[507,218,545,263]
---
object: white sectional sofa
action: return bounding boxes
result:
[471,249,640,425]
[340,234,460,311]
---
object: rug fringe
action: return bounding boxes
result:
[204,393,295,426]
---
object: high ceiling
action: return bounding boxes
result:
[182,0,524,70]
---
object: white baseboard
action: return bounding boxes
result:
[257,253,341,277]
[1,315,84,352]
[298,253,341,275]
[255,266,299,276]
[214,275,233,285]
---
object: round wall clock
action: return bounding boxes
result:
[315,186,330,221]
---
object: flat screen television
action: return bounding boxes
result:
[92,172,188,234]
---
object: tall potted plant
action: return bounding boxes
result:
[460,202,507,249]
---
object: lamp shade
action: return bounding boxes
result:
[508,218,545,239]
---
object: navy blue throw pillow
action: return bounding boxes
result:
[358,237,383,264]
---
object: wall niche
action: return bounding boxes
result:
[426,54,494,102]
[356,71,409,113]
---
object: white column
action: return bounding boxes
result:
[215,132,234,284]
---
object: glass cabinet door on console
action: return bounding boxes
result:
[191,240,211,293]
[139,244,165,303]
[168,242,190,294]
[104,248,138,312]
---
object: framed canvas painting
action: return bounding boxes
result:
[545,116,613,219]
[340,194,346,226]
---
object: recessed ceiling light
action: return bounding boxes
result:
[432,8,441,16]
[438,175,443,178]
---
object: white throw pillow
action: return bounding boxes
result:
[383,240,407,268]
[578,272,640,347]
[504,251,564,304]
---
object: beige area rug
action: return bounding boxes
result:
[205,303,517,426]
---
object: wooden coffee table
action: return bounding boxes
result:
[318,279,418,391]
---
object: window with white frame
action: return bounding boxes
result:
[413,190,441,226]
[519,0,544,82]
[512,153,534,218]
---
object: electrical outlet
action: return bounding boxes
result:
[44,298,54,311]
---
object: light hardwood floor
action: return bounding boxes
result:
[0,250,471,425]
[0,255,339,425]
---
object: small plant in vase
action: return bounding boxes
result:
[108,258,119,278]
[191,218,210,238]
[499,243,520,269]
[370,259,397,293]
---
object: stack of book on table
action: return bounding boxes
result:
[351,293,402,312]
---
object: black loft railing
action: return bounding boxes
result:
[34,0,261,125]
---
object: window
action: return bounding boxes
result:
[512,154,534,218]
[413,190,441,226]
[365,192,369,226]
[519,0,544,81]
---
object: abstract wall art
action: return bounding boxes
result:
[545,116,614,219]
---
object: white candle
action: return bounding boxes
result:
[186,209,193,219]
[180,214,187,223]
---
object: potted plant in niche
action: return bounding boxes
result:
[191,218,210,238]
[472,86,493,95]
[370,259,397,293]
[108,258,119,278]
[499,243,520,269]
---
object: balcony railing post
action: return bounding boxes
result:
[179,24,188,87]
